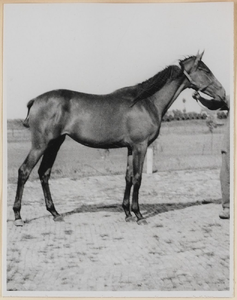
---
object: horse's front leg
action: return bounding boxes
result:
[122,148,135,222]
[131,143,148,225]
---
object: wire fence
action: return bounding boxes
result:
[7,120,226,183]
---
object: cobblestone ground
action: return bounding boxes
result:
[5,169,230,294]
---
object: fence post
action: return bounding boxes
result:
[147,147,153,174]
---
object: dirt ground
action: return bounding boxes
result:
[4,168,231,296]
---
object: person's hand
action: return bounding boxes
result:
[192,91,201,101]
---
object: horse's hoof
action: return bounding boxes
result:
[53,215,64,222]
[137,218,148,225]
[125,216,135,222]
[14,219,24,227]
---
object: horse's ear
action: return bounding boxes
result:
[194,50,204,68]
[199,50,204,60]
[179,59,184,70]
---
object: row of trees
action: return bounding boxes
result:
[162,110,228,122]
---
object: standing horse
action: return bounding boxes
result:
[13,52,226,226]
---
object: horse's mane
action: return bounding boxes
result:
[179,55,195,64]
[130,65,182,106]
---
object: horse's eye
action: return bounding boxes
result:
[199,67,210,74]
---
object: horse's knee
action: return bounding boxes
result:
[38,168,51,183]
[132,173,142,187]
[18,166,30,185]
[125,174,133,186]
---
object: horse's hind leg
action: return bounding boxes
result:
[38,135,66,221]
[13,148,45,226]
[122,148,134,222]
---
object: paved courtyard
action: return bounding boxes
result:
[5,168,231,296]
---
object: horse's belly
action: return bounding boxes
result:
[64,117,128,149]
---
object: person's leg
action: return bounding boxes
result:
[219,151,230,219]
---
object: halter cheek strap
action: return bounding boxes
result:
[183,69,196,87]
[183,69,211,93]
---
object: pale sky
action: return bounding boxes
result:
[4,2,233,119]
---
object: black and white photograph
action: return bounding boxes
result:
[3,1,234,297]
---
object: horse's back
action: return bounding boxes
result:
[27,89,159,148]
[27,89,130,146]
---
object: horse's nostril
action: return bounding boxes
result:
[220,89,226,101]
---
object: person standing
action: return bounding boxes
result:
[192,92,230,219]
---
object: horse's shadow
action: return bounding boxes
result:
[20,198,221,224]
[61,198,221,220]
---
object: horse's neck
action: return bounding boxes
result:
[152,73,187,117]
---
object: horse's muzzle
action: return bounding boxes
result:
[205,84,227,103]
[218,87,227,102]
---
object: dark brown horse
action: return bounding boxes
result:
[13,52,226,226]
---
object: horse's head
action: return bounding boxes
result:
[179,51,227,104]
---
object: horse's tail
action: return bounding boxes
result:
[23,99,35,128]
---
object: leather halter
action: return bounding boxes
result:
[183,68,225,111]
[183,69,211,93]
[182,67,221,110]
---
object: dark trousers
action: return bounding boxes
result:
[220,151,230,209]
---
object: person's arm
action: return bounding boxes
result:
[192,92,229,111]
